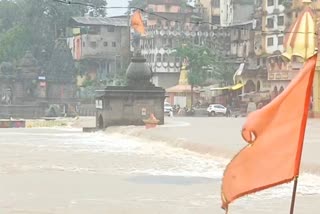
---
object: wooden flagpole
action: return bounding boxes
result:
[289,177,299,214]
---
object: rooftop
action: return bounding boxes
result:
[69,17,128,27]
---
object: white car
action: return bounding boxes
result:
[207,104,228,116]
[164,102,173,113]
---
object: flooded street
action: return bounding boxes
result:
[0,126,320,213]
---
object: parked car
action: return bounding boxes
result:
[207,104,228,116]
[164,102,173,113]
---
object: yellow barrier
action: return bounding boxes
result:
[26,120,68,128]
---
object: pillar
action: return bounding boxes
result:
[312,55,320,117]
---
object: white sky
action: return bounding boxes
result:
[106,0,129,17]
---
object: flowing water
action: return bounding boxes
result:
[0,127,320,213]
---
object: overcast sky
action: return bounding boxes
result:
[107,0,129,17]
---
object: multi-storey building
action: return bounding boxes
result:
[199,0,254,26]
[233,0,291,104]
[199,0,221,24]
[67,17,130,85]
[139,0,211,88]
[220,0,255,26]
[261,0,287,54]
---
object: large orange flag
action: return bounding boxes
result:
[131,10,145,35]
[221,54,317,209]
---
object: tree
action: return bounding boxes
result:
[175,43,235,106]
[0,0,107,63]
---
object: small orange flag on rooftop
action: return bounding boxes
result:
[221,54,317,210]
[131,10,145,35]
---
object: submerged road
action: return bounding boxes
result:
[0,118,319,213]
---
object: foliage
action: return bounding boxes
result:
[175,43,235,86]
[0,0,107,63]
[47,39,76,82]
[0,25,31,62]
[0,62,14,75]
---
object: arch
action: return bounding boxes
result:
[244,80,256,93]
[272,86,279,99]
[279,86,284,94]
[156,53,162,62]
[98,115,104,129]
[163,53,169,62]
[257,80,261,92]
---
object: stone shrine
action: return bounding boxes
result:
[95,53,165,128]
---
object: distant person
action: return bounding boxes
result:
[226,105,231,117]
[169,109,174,118]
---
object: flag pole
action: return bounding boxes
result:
[225,206,229,214]
[289,177,299,214]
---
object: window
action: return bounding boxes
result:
[278,16,284,26]
[267,0,274,6]
[83,42,86,47]
[263,57,267,65]
[108,26,115,32]
[267,37,274,46]
[267,18,274,28]
[163,53,168,62]
[103,42,108,47]
[278,36,284,45]
[88,26,100,34]
[278,0,284,5]
[165,5,170,12]
[90,41,97,48]
[212,16,220,24]
[212,0,220,7]
[156,53,162,62]
[112,42,116,47]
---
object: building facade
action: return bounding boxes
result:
[261,0,287,54]
[139,0,210,88]
[199,0,221,24]
[220,0,255,26]
[67,17,130,86]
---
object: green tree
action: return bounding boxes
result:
[175,43,235,106]
[0,0,107,63]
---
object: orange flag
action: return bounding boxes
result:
[131,10,145,35]
[221,54,317,209]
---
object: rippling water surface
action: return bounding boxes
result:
[0,128,319,213]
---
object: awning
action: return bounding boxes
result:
[231,83,245,90]
[210,83,245,91]
[210,86,231,90]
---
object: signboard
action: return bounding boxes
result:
[40,81,46,87]
[95,100,103,109]
[38,76,46,80]
[268,72,289,81]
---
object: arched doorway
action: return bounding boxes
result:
[272,86,279,100]
[279,86,284,94]
[245,80,256,93]
[98,115,104,129]
[257,80,261,92]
